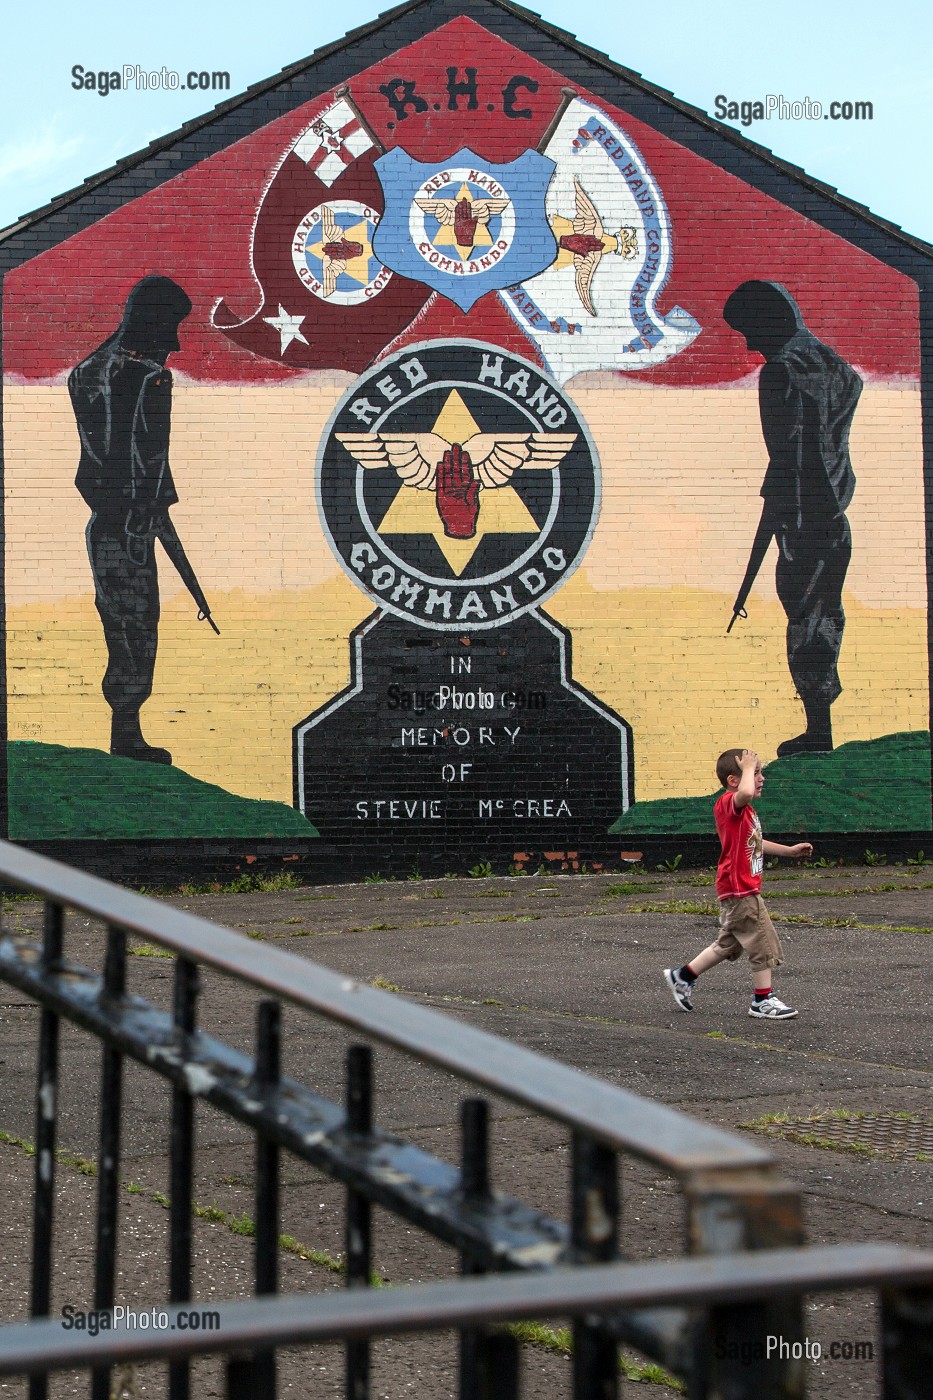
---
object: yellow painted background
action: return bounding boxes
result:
[4,377,927,807]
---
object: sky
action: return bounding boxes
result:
[0,0,930,243]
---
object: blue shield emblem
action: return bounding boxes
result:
[372,148,556,312]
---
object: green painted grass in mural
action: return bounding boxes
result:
[612,732,932,834]
[8,743,319,840]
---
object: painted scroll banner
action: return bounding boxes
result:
[500,98,701,383]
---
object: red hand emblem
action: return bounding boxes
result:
[436,443,480,539]
[453,198,478,248]
[323,238,363,260]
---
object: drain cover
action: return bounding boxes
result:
[755,1113,933,1161]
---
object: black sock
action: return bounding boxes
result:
[754,989,770,1003]
[678,964,698,984]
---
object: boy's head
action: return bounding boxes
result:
[716,748,764,794]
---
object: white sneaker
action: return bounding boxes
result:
[748,994,798,1019]
[663,968,695,1012]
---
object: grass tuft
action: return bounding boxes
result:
[603,881,658,897]
[628,900,716,916]
[228,1212,256,1237]
[507,1321,683,1388]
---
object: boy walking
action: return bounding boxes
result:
[664,749,812,1019]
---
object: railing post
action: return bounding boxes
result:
[91,925,126,1400]
[570,1132,619,1400]
[253,1000,281,1396]
[881,1284,933,1398]
[459,1097,489,1400]
[169,957,200,1400]
[346,1044,373,1400]
[458,1099,520,1400]
[226,1354,267,1399]
[683,1168,806,1399]
[28,901,64,1400]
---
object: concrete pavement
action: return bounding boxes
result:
[2,858,932,1396]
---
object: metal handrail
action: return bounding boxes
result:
[2,1244,932,1376]
[0,841,770,1176]
[0,841,844,1398]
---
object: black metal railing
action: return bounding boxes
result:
[0,841,930,1400]
[2,1244,933,1397]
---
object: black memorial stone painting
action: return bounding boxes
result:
[294,611,632,841]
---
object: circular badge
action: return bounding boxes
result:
[292,200,392,305]
[317,341,600,630]
[409,168,516,277]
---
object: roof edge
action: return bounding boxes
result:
[1,0,931,263]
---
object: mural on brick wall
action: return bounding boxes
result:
[2,12,929,845]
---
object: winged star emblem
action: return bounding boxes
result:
[337,428,577,541]
[414,190,511,255]
[319,205,365,298]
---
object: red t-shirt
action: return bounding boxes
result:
[714,792,764,898]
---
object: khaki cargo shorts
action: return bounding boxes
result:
[715,894,784,972]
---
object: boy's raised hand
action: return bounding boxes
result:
[739,749,760,770]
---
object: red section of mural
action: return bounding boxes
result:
[3,16,920,385]
[211,109,430,372]
[378,288,547,365]
[4,114,312,385]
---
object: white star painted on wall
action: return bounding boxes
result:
[262,306,309,355]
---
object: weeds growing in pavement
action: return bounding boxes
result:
[178,870,302,895]
[193,1202,226,1222]
[628,900,716,916]
[603,881,661,897]
[506,1322,683,1389]
[228,1212,256,1237]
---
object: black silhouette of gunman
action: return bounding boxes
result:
[69,276,193,764]
[723,281,862,756]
